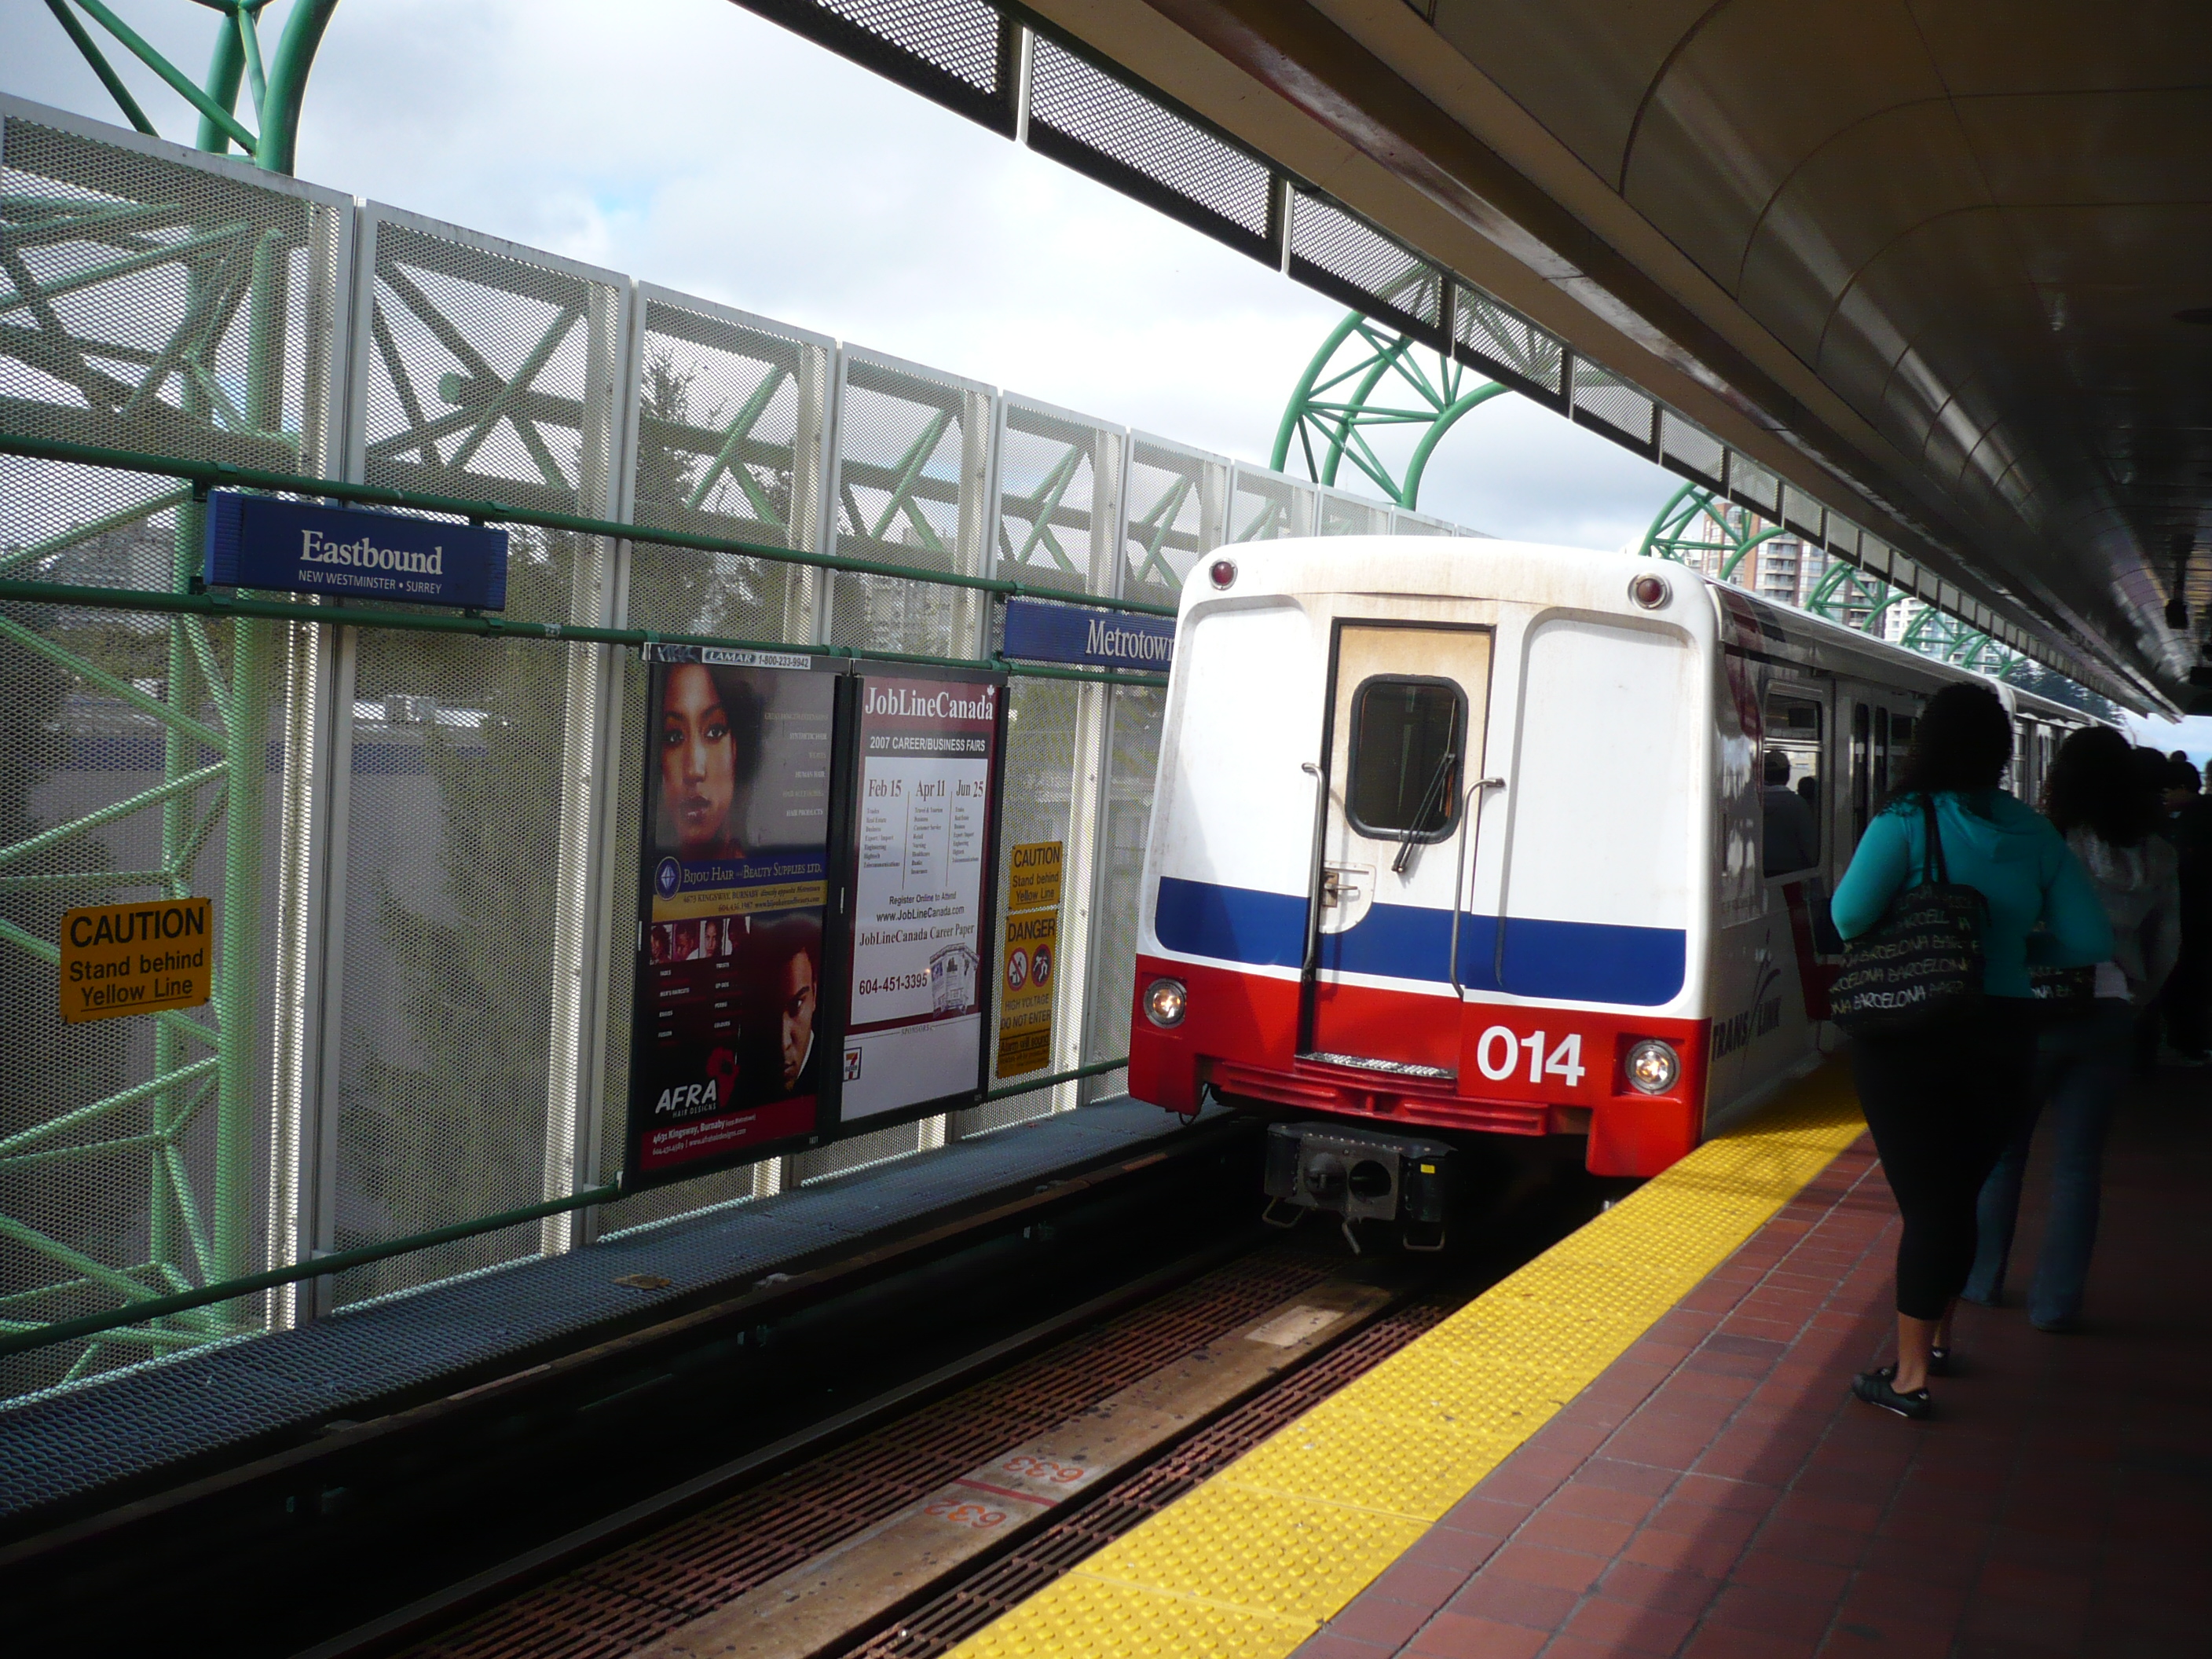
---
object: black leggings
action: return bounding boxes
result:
[1850,999,2037,1320]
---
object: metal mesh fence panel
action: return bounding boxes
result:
[1453,283,1565,404]
[1782,482,1826,544]
[1026,38,1274,261]
[1392,509,1453,536]
[1319,490,1392,537]
[331,214,625,1304]
[592,295,835,1234]
[0,578,295,1397]
[1083,683,1163,1104]
[328,617,574,1304]
[1227,465,1313,544]
[971,676,1084,1133]
[1121,437,1225,606]
[1571,357,1657,456]
[1289,191,1445,346]
[0,105,346,1393]
[734,0,1017,134]
[826,351,991,660]
[1660,411,1727,489]
[0,103,348,473]
[354,210,625,548]
[1730,456,1782,519]
[993,399,1122,600]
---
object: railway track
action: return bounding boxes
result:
[304,1142,1624,1659]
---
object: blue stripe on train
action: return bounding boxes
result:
[1154,877,1685,1007]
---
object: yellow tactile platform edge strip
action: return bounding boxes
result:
[949,1063,1869,1659]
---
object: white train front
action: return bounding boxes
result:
[1125,537,2087,1185]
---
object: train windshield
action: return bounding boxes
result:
[1347,677,1464,841]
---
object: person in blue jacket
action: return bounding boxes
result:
[1830,683,2111,1419]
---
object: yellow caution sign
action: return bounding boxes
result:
[1005,840,1064,915]
[996,840,1065,1080]
[59,897,211,1024]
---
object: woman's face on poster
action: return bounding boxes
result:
[661,664,735,857]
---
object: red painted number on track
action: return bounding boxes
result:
[924,1499,1006,1529]
[1002,1454,1088,1484]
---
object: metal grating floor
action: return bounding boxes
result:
[0,1097,1205,1528]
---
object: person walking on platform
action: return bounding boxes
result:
[1965,727,2177,1331]
[2154,755,2212,1064]
[1830,683,2111,1419]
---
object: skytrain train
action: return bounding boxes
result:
[1124,538,2095,1231]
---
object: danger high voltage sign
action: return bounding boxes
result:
[59,897,212,1024]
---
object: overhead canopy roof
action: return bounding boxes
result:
[734,0,2208,706]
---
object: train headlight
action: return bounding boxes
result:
[1144,976,1188,1027]
[1624,1038,1679,1094]
[1628,571,1671,610]
[1208,558,1237,590]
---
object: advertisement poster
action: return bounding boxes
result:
[839,669,1005,1124]
[995,840,1063,1078]
[623,646,837,1189]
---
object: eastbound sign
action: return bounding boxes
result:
[59,897,211,1024]
[1002,598,1173,672]
[204,493,509,609]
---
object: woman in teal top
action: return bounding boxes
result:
[1830,683,2110,1419]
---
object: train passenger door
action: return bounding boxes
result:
[1302,621,1492,1075]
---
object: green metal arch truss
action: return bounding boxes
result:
[1272,311,1509,510]
[1637,482,2025,680]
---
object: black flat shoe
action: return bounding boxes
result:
[1926,1346,1954,1377]
[1853,1364,1932,1419]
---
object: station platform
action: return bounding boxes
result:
[950,1063,2210,1659]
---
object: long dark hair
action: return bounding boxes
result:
[2044,727,2156,846]
[1888,682,2012,804]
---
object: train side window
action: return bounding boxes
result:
[1346,676,1465,842]
[1761,694,1822,876]
[1851,702,1872,842]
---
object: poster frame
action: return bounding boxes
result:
[827,658,1010,1139]
[615,644,851,1194]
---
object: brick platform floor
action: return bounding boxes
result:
[1295,1072,2212,1659]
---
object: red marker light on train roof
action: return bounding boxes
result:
[1629,571,1671,610]
[1208,558,1237,590]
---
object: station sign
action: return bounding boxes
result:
[1002,598,1173,672]
[204,492,509,610]
[59,897,211,1024]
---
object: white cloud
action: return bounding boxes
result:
[2,0,1676,546]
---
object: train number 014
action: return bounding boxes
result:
[1474,1027,1585,1087]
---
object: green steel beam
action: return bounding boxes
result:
[41,0,159,137]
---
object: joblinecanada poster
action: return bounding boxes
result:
[624,647,836,1188]
[838,670,1003,1125]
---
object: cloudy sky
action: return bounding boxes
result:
[2,0,1680,548]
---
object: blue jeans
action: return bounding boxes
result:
[1964,998,2130,1324]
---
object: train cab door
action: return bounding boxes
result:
[1302,621,1492,1077]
